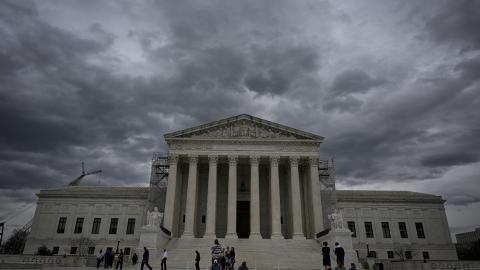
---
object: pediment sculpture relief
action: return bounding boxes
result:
[177,120,306,139]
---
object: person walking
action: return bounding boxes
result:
[161,249,168,270]
[229,247,236,270]
[348,263,357,270]
[211,239,222,264]
[141,247,153,270]
[321,242,331,270]
[115,249,124,269]
[195,250,200,270]
[132,252,138,266]
[334,242,345,268]
[96,249,104,269]
[220,249,226,270]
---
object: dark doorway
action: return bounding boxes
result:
[237,201,250,238]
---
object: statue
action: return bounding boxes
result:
[328,208,346,231]
[145,207,163,230]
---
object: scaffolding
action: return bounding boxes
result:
[319,158,337,229]
[147,153,169,212]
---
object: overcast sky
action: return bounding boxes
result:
[1,0,479,240]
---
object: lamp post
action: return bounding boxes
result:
[116,241,120,254]
[366,243,370,257]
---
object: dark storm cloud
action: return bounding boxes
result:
[330,69,386,96]
[425,0,480,50]
[421,153,479,168]
[0,0,479,231]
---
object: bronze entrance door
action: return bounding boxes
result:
[236,201,250,238]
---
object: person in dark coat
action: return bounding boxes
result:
[322,242,331,270]
[195,250,200,270]
[132,253,138,265]
[334,242,345,268]
[141,247,153,270]
[104,249,111,269]
[229,247,236,270]
[115,249,124,269]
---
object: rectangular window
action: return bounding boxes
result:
[92,218,101,234]
[387,251,394,259]
[109,218,118,234]
[70,247,78,255]
[381,222,391,238]
[74,218,84,234]
[124,248,131,255]
[57,217,67,234]
[405,251,412,259]
[365,222,374,238]
[52,247,59,255]
[423,251,430,260]
[202,215,206,223]
[399,222,408,238]
[347,221,356,237]
[416,222,425,238]
[126,218,135,234]
[88,247,95,255]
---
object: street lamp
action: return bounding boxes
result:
[116,241,120,254]
[366,243,370,257]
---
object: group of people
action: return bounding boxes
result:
[210,239,241,270]
[96,249,127,269]
[321,242,356,270]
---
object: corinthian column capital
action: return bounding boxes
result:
[270,156,280,167]
[188,155,198,164]
[289,156,300,167]
[228,155,238,166]
[250,155,260,166]
[168,154,179,165]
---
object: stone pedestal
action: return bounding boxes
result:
[137,226,168,260]
[318,229,359,268]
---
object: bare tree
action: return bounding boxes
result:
[2,229,29,254]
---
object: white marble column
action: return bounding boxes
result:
[250,155,261,239]
[163,154,179,234]
[309,157,324,236]
[204,155,218,238]
[226,155,238,238]
[290,156,306,239]
[270,156,283,239]
[182,155,198,238]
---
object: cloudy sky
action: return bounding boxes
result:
[0,0,479,240]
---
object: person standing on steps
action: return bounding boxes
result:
[211,239,222,264]
[195,250,200,270]
[132,252,138,266]
[141,247,152,270]
[334,242,345,268]
[229,247,236,270]
[238,261,248,270]
[161,249,168,270]
[115,249,124,269]
[96,249,104,269]
[322,242,331,270]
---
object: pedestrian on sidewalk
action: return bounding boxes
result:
[161,248,168,270]
[195,250,200,270]
[141,247,152,270]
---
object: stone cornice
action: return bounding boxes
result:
[337,190,445,204]
[37,187,149,200]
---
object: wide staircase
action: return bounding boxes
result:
[149,238,325,270]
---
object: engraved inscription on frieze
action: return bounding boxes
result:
[179,119,306,139]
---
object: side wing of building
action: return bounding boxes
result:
[24,186,149,256]
[336,190,458,261]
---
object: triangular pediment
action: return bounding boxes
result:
[164,114,323,141]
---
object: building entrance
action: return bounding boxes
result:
[236,201,250,238]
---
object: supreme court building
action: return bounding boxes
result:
[24,114,458,268]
